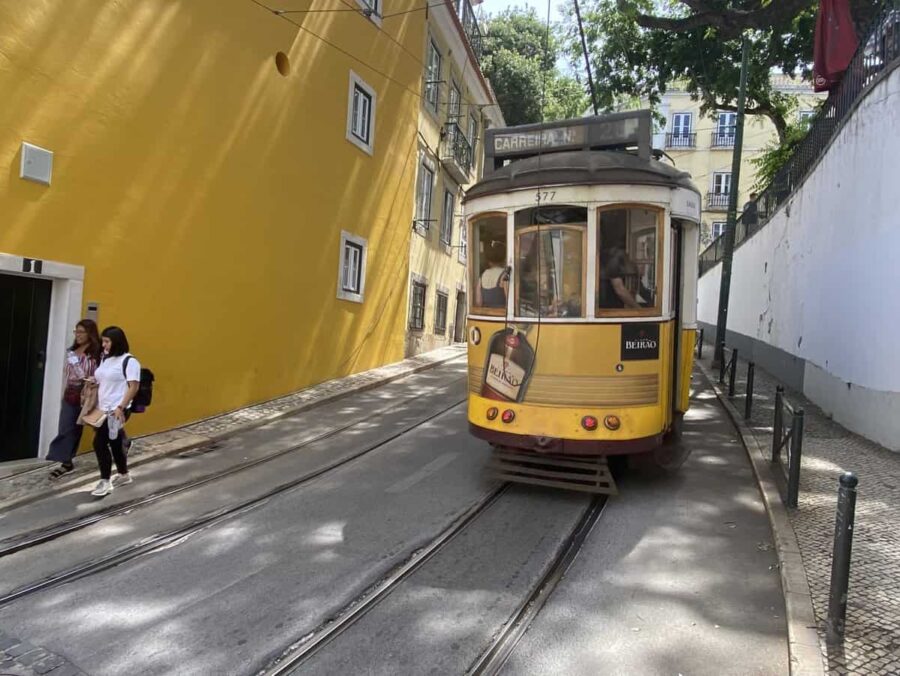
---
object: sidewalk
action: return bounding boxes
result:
[0,345,466,512]
[696,346,900,676]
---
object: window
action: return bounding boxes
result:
[668,113,693,148]
[471,213,507,314]
[458,215,467,263]
[434,291,448,334]
[346,72,376,154]
[798,110,815,125]
[440,189,454,245]
[714,112,736,146]
[409,280,427,330]
[337,231,368,303]
[355,0,381,21]
[468,113,479,156]
[711,221,727,239]
[424,40,442,113]
[713,172,732,195]
[415,158,435,231]
[597,207,660,314]
[448,82,461,123]
[515,206,588,318]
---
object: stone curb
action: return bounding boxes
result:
[697,362,825,676]
[0,347,467,513]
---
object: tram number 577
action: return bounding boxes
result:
[536,190,556,203]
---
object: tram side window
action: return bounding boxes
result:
[471,214,508,314]
[597,207,659,312]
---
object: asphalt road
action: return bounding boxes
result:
[0,361,787,675]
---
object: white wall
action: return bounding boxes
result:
[698,64,900,450]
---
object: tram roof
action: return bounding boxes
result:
[463,149,699,203]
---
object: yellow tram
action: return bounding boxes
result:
[464,112,701,483]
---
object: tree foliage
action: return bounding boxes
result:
[482,9,588,126]
[565,0,880,142]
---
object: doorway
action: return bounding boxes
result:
[1,273,52,461]
[453,291,467,343]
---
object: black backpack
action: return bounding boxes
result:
[123,355,155,413]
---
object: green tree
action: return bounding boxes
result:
[565,0,879,142]
[482,8,588,126]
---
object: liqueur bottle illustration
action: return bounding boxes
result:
[481,325,536,402]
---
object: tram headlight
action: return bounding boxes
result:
[501,409,516,424]
[581,415,599,431]
[486,407,499,421]
[604,415,621,431]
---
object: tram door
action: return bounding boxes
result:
[0,274,52,461]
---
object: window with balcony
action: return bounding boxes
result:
[667,113,695,148]
[713,112,736,147]
[415,158,435,232]
[337,231,367,303]
[424,40,442,113]
[346,72,376,154]
[448,82,461,122]
[708,173,731,209]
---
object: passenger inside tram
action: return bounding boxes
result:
[598,207,658,311]
[479,240,508,308]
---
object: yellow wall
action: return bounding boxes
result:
[406,15,490,355]
[651,86,823,245]
[0,0,427,435]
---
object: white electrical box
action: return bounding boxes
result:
[20,142,53,185]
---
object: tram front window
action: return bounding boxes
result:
[515,206,587,318]
[471,213,508,314]
[598,207,660,313]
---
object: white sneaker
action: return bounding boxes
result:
[91,479,113,497]
[111,473,132,487]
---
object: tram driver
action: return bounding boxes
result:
[600,247,645,309]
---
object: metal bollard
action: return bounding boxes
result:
[744,362,755,420]
[786,408,805,508]
[827,472,858,643]
[697,328,704,359]
[772,386,784,462]
[718,342,726,383]
[728,348,739,397]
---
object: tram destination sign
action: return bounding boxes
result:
[493,126,586,154]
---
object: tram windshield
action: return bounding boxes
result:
[471,213,508,315]
[597,206,660,314]
[515,206,587,318]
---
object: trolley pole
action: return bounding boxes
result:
[713,35,750,368]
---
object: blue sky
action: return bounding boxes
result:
[478,0,571,23]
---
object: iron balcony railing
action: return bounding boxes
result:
[706,192,730,210]
[666,132,696,148]
[442,122,473,176]
[711,129,736,148]
[699,0,900,277]
[452,0,484,62]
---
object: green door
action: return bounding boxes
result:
[0,273,52,461]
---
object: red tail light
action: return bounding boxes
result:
[581,415,598,431]
[501,409,515,424]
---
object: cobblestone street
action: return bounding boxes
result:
[697,346,900,675]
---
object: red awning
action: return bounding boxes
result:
[813,0,860,92]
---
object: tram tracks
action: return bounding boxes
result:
[260,492,609,676]
[0,396,467,608]
[0,377,466,560]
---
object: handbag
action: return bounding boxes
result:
[80,408,107,428]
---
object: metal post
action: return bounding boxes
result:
[827,472,858,643]
[719,343,727,383]
[772,386,784,462]
[744,361,755,420]
[728,348,739,397]
[697,328,704,359]
[572,0,599,116]
[713,34,750,370]
[786,408,805,508]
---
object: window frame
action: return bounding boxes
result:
[440,188,454,246]
[713,172,732,195]
[414,156,436,233]
[513,222,588,320]
[354,0,383,25]
[424,39,442,114]
[798,109,815,124]
[716,111,737,136]
[448,80,462,123]
[458,212,467,264]
[469,211,509,317]
[346,71,376,155]
[671,112,693,136]
[595,204,664,319]
[434,290,449,334]
[711,221,727,239]
[409,279,427,331]
[336,231,368,303]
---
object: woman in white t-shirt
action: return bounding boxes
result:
[89,326,141,498]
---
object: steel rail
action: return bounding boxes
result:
[260,482,510,676]
[0,398,466,608]
[0,378,466,559]
[467,494,608,676]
